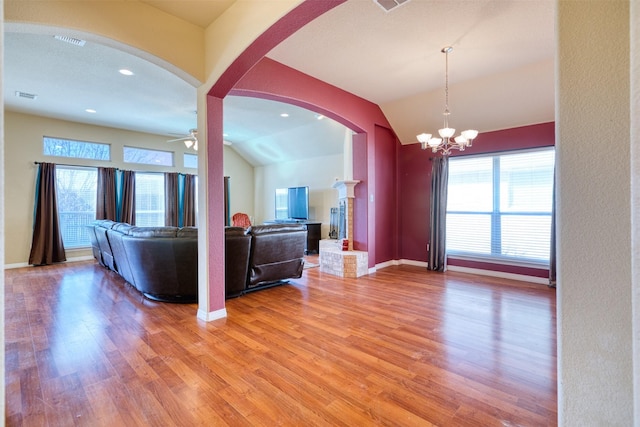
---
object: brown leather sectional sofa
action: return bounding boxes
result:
[225,224,307,297]
[90,220,198,302]
[90,221,307,302]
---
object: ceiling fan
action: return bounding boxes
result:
[168,129,198,150]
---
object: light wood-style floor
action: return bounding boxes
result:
[5,258,557,426]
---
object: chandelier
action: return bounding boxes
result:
[417,46,478,155]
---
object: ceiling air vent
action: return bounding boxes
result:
[54,35,86,47]
[15,91,38,100]
[373,0,411,12]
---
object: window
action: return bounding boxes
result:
[184,153,198,169]
[44,137,110,160]
[135,173,165,226]
[275,188,288,219]
[124,146,173,166]
[55,166,97,248]
[446,148,555,265]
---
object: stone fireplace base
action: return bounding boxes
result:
[319,239,368,278]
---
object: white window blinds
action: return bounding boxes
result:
[446,148,555,265]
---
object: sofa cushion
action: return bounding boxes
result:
[126,226,178,238]
[225,226,250,236]
[246,224,306,288]
[250,224,305,235]
[111,222,133,234]
[225,226,252,298]
[177,227,198,238]
[95,219,117,229]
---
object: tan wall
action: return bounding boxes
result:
[5,0,205,84]
[223,145,254,222]
[557,1,634,423]
[3,111,258,266]
[202,1,301,87]
[4,111,202,266]
[254,154,343,238]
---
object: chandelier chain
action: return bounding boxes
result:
[444,47,449,118]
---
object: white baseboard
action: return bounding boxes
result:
[375,259,396,270]
[399,259,429,268]
[197,308,227,322]
[374,258,547,285]
[4,255,95,270]
[4,262,29,269]
[446,264,549,285]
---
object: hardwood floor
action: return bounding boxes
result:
[5,258,557,426]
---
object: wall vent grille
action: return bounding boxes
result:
[373,0,411,12]
[15,91,38,100]
[54,35,86,47]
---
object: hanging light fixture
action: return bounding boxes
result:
[417,46,478,155]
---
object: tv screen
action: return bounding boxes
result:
[287,186,309,220]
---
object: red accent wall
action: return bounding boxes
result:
[375,125,398,263]
[206,96,225,310]
[398,142,430,261]
[206,0,554,285]
[231,57,398,266]
[398,122,555,275]
[204,1,347,311]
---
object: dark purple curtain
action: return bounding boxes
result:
[28,163,66,265]
[549,167,556,287]
[183,174,197,227]
[120,170,136,225]
[165,172,179,226]
[427,156,449,272]
[224,176,230,227]
[96,167,117,220]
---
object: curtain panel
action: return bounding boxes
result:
[119,170,136,225]
[28,162,66,265]
[224,176,230,227]
[183,174,197,227]
[427,156,449,272]
[165,172,180,226]
[96,167,117,220]
[549,166,557,287]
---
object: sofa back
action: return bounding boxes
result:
[121,226,198,301]
[246,224,306,289]
[106,223,135,285]
[225,227,252,298]
[94,220,117,271]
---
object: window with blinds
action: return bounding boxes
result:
[446,148,555,265]
[135,172,165,226]
[55,166,98,248]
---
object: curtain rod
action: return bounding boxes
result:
[33,162,196,177]
[34,161,114,168]
[33,162,127,171]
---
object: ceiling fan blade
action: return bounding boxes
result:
[167,136,190,143]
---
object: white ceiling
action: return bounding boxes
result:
[3,0,555,166]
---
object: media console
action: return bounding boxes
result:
[264,220,321,255]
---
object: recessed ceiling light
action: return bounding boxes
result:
[280,113,289,118]
[85,109,97,113]
[119,69,134,76]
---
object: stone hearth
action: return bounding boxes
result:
[319,239,368,278]
[319,180,368,278]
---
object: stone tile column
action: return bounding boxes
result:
[331,180,359,250]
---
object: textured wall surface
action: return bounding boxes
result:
[557,1,633,424]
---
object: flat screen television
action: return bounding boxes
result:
[287,186,309,220]
[275,186,309,221]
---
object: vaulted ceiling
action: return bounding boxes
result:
[4,0,555,166]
